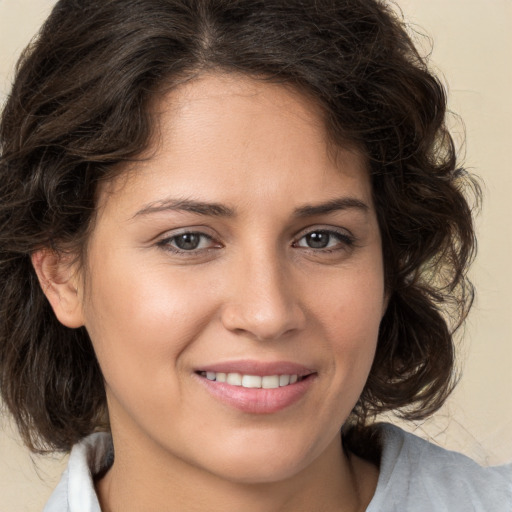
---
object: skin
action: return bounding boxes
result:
[34,73,386,512]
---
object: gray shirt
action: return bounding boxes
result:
[43,424,512,511]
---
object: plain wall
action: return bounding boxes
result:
[0,0,511,510]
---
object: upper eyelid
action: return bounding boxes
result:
[157,232,222,255]
[160,231,216,244]
[292,228,357,252]
[293,225,354,240]
[155,226,218,241]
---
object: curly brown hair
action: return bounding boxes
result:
[0,0,478,453]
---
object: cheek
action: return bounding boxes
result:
[312,263,384,386]
[81,252,219,391]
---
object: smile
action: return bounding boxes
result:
[198,371,303,388]
[194,363,317,414]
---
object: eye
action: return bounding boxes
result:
[158,232,218,252]
[294,229,354,250]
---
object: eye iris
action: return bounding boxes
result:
[306,232,330,249]
[174,233,201,250]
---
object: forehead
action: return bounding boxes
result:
[98,73,371,217]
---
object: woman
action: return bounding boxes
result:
[0,0,510,511]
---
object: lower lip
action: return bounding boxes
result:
[194,374,316,414]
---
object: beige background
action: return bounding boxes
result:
[0,0,511,510]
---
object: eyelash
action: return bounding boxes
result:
[156,228,355,255]
[293,229,355,252]
[156,232,219,254]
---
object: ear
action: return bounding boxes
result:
[31,249,85,328]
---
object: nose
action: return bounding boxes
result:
[220,252,306,341]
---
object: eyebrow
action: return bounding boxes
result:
[133,196,369,219]
[134,198,235,218]
[293,197,369,217]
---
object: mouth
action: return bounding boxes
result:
[194,361,317,414]
[196,371,311,389]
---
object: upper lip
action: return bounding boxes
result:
[195,360,315,377]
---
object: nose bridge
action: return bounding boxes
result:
[221,243,305,340]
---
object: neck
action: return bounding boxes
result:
[95,429,377,512]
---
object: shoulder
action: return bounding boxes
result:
[43,433,112,512]
[366,423,512,512]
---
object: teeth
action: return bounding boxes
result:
[200,371,303,388]
[242,375,262,388]
[262,375,279,389]
[279,374,290,386]
[226,373,242,386]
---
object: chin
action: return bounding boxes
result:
[196,435,321,484]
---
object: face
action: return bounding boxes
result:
[77,74,386,483]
